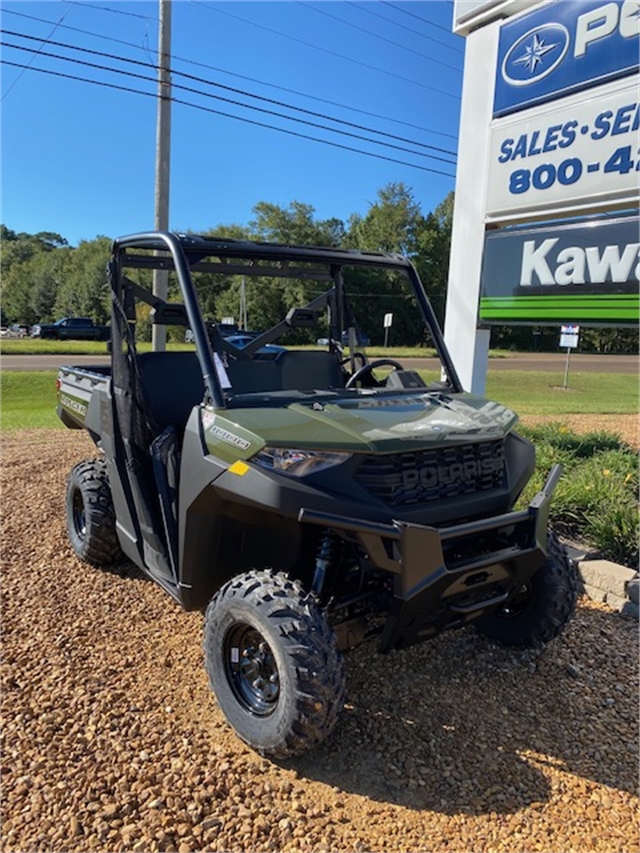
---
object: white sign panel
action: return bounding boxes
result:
[486,78,640,222]
[560,324,580,348]
[383,312,393,328]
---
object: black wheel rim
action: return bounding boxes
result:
[71,488,86,540]
[224,622,280,716]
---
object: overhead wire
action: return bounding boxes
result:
[294,1,462,72]
[1,35,456,166]
[345,1,463,53]
[60,1,153,21]
[1,0,77,100]
[3,8,459,140]
[379,1,457,35]
[3,29,457,159]
[1,60,456,179]
[195,1,460,99]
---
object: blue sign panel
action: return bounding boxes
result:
[494,0,639,117]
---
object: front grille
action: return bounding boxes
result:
[355,439,505,507]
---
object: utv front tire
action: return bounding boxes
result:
[66,458,122,566]
[475,533,578,648]
[203,570,345,758]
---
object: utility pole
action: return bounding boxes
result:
[152,0,172,351]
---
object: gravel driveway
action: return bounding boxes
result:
[2,430,638,853]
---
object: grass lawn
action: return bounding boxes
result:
[485,370,638,415]
[0,339,515,360]
[1,368,637,431]
[1,372,61,430]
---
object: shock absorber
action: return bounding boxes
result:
[312,530,336,596]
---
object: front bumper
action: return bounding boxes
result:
[299,464,562,653]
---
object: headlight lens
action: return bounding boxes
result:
[254,448,351,477]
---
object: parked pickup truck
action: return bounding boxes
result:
[32,316,110,341]
[56,231,577,759]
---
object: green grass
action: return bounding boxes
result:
[0,339,113,355]
[1,371,61,430]
[1,367,637,432]
[484,370,638,415]
[1,338,514,359]
[517,424,638,567]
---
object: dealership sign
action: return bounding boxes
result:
[479,215,639,323]
[494,0,639,117]
[487,79,639,221]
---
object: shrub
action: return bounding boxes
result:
[517,425,638,568]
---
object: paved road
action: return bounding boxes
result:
[2,352,637,373]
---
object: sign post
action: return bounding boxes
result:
[383,312,393,347]
[560,324,580,389]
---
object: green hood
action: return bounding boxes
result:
[205,392,518,460]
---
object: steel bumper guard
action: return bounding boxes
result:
[299,464,562,652]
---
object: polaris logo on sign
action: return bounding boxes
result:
[502,24,570,87]
[494,0,640,116]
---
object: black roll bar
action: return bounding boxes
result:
[111,231,226,409]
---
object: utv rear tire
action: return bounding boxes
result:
[66,458,123,566]
[475,533,578,648]
[203,570,345,758]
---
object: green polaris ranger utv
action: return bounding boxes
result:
[57,232,577,757]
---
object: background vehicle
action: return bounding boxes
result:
[1,323,30,338]
[223,334,286,354]
[32,316,110,341]
[57,232,577,758]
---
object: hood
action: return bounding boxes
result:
[208,391,518,458]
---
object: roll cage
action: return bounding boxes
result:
[108,231,463,409]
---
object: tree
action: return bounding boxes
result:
[347,182,421,255]
[54,237,111,323]
[414,190,454,325]
[249,201,345,247]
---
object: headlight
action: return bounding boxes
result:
[254,448,351,477]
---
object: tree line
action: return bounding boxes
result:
[1,184,635,352]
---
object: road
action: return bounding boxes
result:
[1,352,637,373]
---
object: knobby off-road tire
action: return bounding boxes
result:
[203,570,346,758]
[475,532,578,648]
[66,458,123,566]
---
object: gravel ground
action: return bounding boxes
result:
[1,429,638,853]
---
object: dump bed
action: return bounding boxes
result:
[57,365,111,430]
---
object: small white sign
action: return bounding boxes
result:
[383,312,394,328]
[560,324,580,348]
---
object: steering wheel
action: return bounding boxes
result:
[345,358,403,389]
[340,351,367,370]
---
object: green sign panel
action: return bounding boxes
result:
[479,215,639,325]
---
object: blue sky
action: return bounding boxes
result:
[1,0,464,246]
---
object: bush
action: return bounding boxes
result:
[517,424,638,568]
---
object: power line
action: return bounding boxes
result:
[380,1,456,35]
[3,29,457,159]
[345,1,463,54]
[195,1,460,100]
[3,8,459,141]
[295,1,462,72]
[1,38,456,165]
[1,0,77,101]
[61,1,153,21]
[1,60,456,179]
